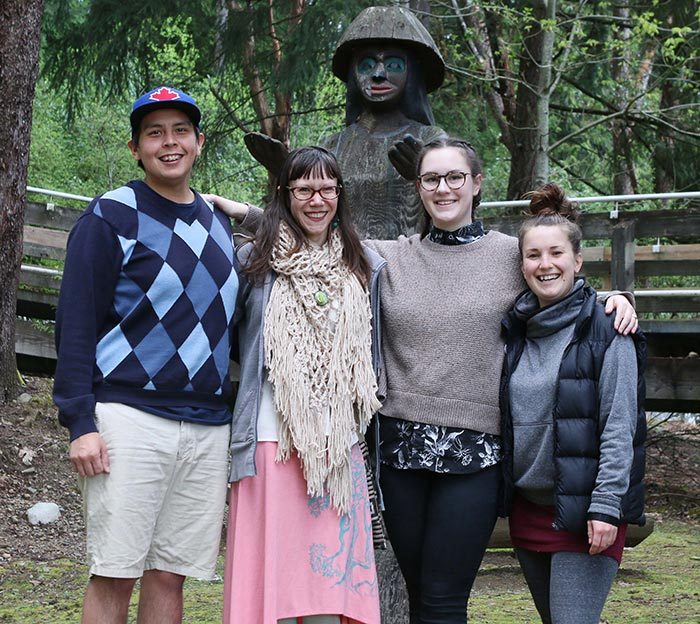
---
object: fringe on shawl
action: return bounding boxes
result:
[264,228,381,514]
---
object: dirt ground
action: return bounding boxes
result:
[0,376,698,569]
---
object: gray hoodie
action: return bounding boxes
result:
[508,280,638,519]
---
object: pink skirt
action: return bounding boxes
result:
[222,442,380,624]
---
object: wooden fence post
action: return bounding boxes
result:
[611,220,636,291]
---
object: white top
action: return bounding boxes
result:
[257,370,358,445]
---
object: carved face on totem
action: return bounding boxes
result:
[351,46,408,108]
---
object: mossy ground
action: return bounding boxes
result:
[470,520,700,623]
[1,520,697,623]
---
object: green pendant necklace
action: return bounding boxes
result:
[314,290,329,306]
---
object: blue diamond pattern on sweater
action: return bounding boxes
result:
[96,326,134,377]
[138,211,175,260]
[220,269,239,321]
[117,235,137,264]
[166,235,200,287]
[89,181,237,401]
[113,274,145,318]
[147,263,184,318]
[174,218,209,257]
[102,185,137,209]
[212,331,230,388]
[208,213,234,262]
[178,323,211,378]
[186,261,220,318]
[133,322,178,378]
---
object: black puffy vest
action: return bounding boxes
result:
[499,286,647,533]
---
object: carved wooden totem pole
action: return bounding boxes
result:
[323,5,445,239]
[245,5,445,240]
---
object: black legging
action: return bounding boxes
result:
[380,463,500,624]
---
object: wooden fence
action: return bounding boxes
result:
[15,200,700,412]
[484,206,700,413]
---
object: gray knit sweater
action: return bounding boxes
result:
[366,231,523,435]
[508,280,638,518]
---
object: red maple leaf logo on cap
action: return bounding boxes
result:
[149,87,180,102]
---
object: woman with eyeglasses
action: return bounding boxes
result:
[206,146,383,624]
[209,137,637,624]
[360,136,521,622]
[363,137,634,623]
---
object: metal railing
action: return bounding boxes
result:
[27,185,700,210]
[27,185,92,203]
[480,190,700,210]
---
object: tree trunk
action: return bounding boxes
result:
[506,0,555,200]
[0,0,44,402]
[653,11,679,196]
[653,80,676,195]
[609,1,636,195]
[376,545,409,624]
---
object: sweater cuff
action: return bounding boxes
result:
[600,289,635,308]
[587,512,620,527]
[238,204,264,233]
[56,395,98,441]
[64,413,98,442]
[588,492,621,519]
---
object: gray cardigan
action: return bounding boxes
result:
[228,242,387,483]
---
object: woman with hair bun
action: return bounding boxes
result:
[500,183,647,624]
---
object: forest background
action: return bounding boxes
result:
[27,0,700,206]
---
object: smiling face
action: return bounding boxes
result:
[417,146,483,231]
[128,108,204,200]
[288,175,339,246]
[352,46,408,107]
[521,225,583,307]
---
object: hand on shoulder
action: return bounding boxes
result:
[604,294,638,335]
[202,194,251,221]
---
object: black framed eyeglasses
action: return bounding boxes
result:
[287,185,342,201]
[418,171,473,192]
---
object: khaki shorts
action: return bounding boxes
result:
[80,403,230,579]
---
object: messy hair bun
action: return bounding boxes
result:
[518,183,583,254]
[525,183,579,220]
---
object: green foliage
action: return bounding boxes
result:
[36,0,382,201]
[28,78,135,198]
[32,0,700,202]
[422,0,700,196]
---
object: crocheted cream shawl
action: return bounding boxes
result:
[264,223,381,514]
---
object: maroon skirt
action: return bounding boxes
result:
[509,494,627,564]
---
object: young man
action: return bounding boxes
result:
[53,86,239,624]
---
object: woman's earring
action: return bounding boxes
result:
[331,217,341,229]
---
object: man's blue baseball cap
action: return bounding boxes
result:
[130,86,201,134]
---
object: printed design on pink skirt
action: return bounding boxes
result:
[307,451,378,595]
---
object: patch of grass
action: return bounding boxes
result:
[0,559,84,623]
[470,519,700,623]
[603,520,700,623]
[0,521,697,622]
[0,560,224,623]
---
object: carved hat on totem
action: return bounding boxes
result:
[332,5,445,93]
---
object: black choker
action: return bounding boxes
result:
[429,221,486,246]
